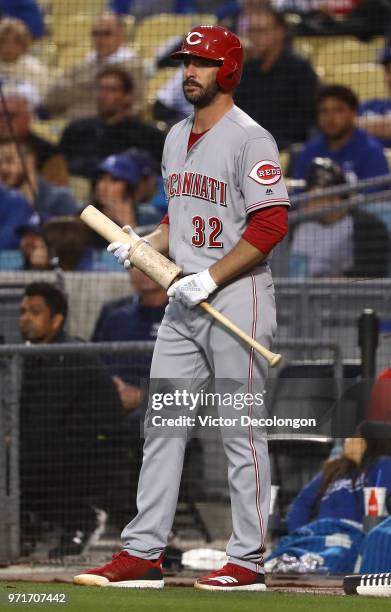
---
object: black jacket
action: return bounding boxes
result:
[60,116,165,178]
[20,330,123,488]
[234,49,318,150]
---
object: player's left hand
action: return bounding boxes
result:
[167,269,218,307]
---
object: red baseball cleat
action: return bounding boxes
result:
[194,562,266,591]
[73,551,164,588]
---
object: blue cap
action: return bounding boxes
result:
[126,147,159,177]
[379,44,391,65]
[16,211,45,236]
[99,152,142,185]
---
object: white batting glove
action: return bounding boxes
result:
[167,269,218,307]
[107,226,148,269]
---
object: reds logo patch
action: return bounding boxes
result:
[249,160,282,186]
[186,31,204,46]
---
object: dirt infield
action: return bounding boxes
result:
[0,565,344,595]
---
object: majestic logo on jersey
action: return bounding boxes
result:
[249,160,282,186]
[166,171,227,206]
[186,31,204,46]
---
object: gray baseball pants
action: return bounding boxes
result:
[121,265,276,573]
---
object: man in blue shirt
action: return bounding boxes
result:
[358,45,391,148]
[92,267,167,411]
[0,184,33,249]
[294,85,389,188]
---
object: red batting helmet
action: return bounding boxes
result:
[171,25,244,92]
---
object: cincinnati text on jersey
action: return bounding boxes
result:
[166,171,227,206]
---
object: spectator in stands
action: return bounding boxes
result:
[0,89,69,185]
[0,18,49,105]
[358,44,391,148]
[234,8,318,150]
[94,150,162,233]
[367,367,391,422]
[0,0,44,38]
[16,213,49,270]
[129,147,167,214]
[288,0,391,40]
[0,183,32,249]
[0,139,78,217]
[294,85,389,186]
[60,67,165,179]
[266,421,391,573]
[93,266,167,410]
[92,267,167,518]
[290,157,390,278]
[19,281,124,557]
[286,421,391,532]
[42,217,103,272]
[44,12,143,121]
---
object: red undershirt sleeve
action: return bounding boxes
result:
[242,206,288,254]
[160,213,169,225]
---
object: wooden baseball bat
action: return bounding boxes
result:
[80,205,282,368]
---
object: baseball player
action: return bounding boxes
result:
[74,25,290,591]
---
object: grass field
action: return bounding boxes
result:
[1,583,391,612]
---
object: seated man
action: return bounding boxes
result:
[0,139,78,217]
[290,157,390,278]
[234,8,318,150]
[92,267,167,412]
[92,267,167,518]
[19,282,124,557]
[60,67,165,179]
[294,85,389,189]
[0,89,69,185]
[44,12,143,121]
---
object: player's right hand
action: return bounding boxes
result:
[107,241,131,268]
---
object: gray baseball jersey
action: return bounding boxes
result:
[121,104,289,575]
[162,105,290,275]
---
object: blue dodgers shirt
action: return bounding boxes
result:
[92,295,166,385]
[359,99,391,148]
[0,186,34,249]
[287,456,391,533]
[294,127,389,188]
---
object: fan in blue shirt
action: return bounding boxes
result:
[294,85,389,189]
[287,421,391,533]
[92,267,167,412]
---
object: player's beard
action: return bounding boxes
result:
[183,79,220,108]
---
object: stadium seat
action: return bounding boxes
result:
[322,63,387,101]
[68,176,91,207]
[31,119,66,145]
[49,14,97,48]
[56,45,90,69]
[134,14,217,61]
[144,67,177,120]
[315,36,385,69]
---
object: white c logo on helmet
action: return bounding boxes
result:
[186,31,204,46]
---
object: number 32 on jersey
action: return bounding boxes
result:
[192,216,223,248]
